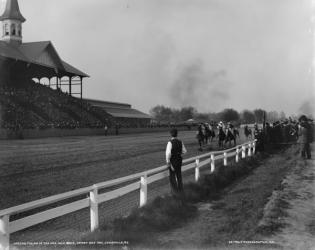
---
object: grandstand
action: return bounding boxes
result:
[0,0,151,136]
[0,0,88,97]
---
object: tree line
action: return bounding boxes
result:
[150,105,287,124]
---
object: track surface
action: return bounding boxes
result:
[0,131,247,245]
[2,133,313,250]
[0,131,209,209]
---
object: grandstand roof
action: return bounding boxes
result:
[85,98,131,109]
[86,99,151,119]
[0,40,89,78]
[104,107,151,119]
[0,40,28,61]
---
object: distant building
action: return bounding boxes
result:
[85,99,151,126]
[0,0,88,99]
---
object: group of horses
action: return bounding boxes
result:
[196,123,216,149]
[196,123,240,150]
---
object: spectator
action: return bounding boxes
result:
[298,115,312,159]
[165,128,187,194]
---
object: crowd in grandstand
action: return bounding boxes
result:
[0,80,166,131]
[0,81,113,130]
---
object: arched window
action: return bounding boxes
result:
[4,23,9,35]
[11,24,16,36]
[18,24,21,36]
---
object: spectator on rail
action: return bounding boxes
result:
[298,115,312,159]
[166,128,187,194]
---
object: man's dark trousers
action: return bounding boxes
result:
[301,143,311,159]
[169,158,183,193]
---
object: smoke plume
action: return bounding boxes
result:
[170,60,231,112]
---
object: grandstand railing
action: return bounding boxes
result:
[0,140,256,250]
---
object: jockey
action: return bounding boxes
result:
[218,121,224,130]
[225,122,236,147]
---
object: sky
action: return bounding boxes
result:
[1,0,314,116]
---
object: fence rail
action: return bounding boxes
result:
[0,140,256,250]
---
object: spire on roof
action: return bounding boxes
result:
[0,0,26,22]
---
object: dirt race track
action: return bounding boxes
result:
[0,130,209,209]
[2,132,313,250]
[1,130,242,245]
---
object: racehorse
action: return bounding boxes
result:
[204,123,215,144]
[244,125,252,140]
[196,124,205,151]
[218,126,226,149]
[225,124,236,147]
[208,124,216,142]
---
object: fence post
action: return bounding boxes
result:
[248,143,252,157]
[242,146,246,159]
[140,173,148,207]
[210,154,215,173]
[0,215,9,250]
[195,159,200,182]
[224,152,227,166]
[90,185,99,232]
[236,148,239,163]
[252,141,256,155]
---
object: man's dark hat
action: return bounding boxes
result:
[170,128,178,137]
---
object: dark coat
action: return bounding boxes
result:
[298,124,311,144]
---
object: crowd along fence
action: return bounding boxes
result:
[0,140,257,250]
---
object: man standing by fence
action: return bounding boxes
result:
[166,128,187,194]
[298,115,312,159]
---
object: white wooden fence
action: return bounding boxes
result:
[0,140,256,250]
